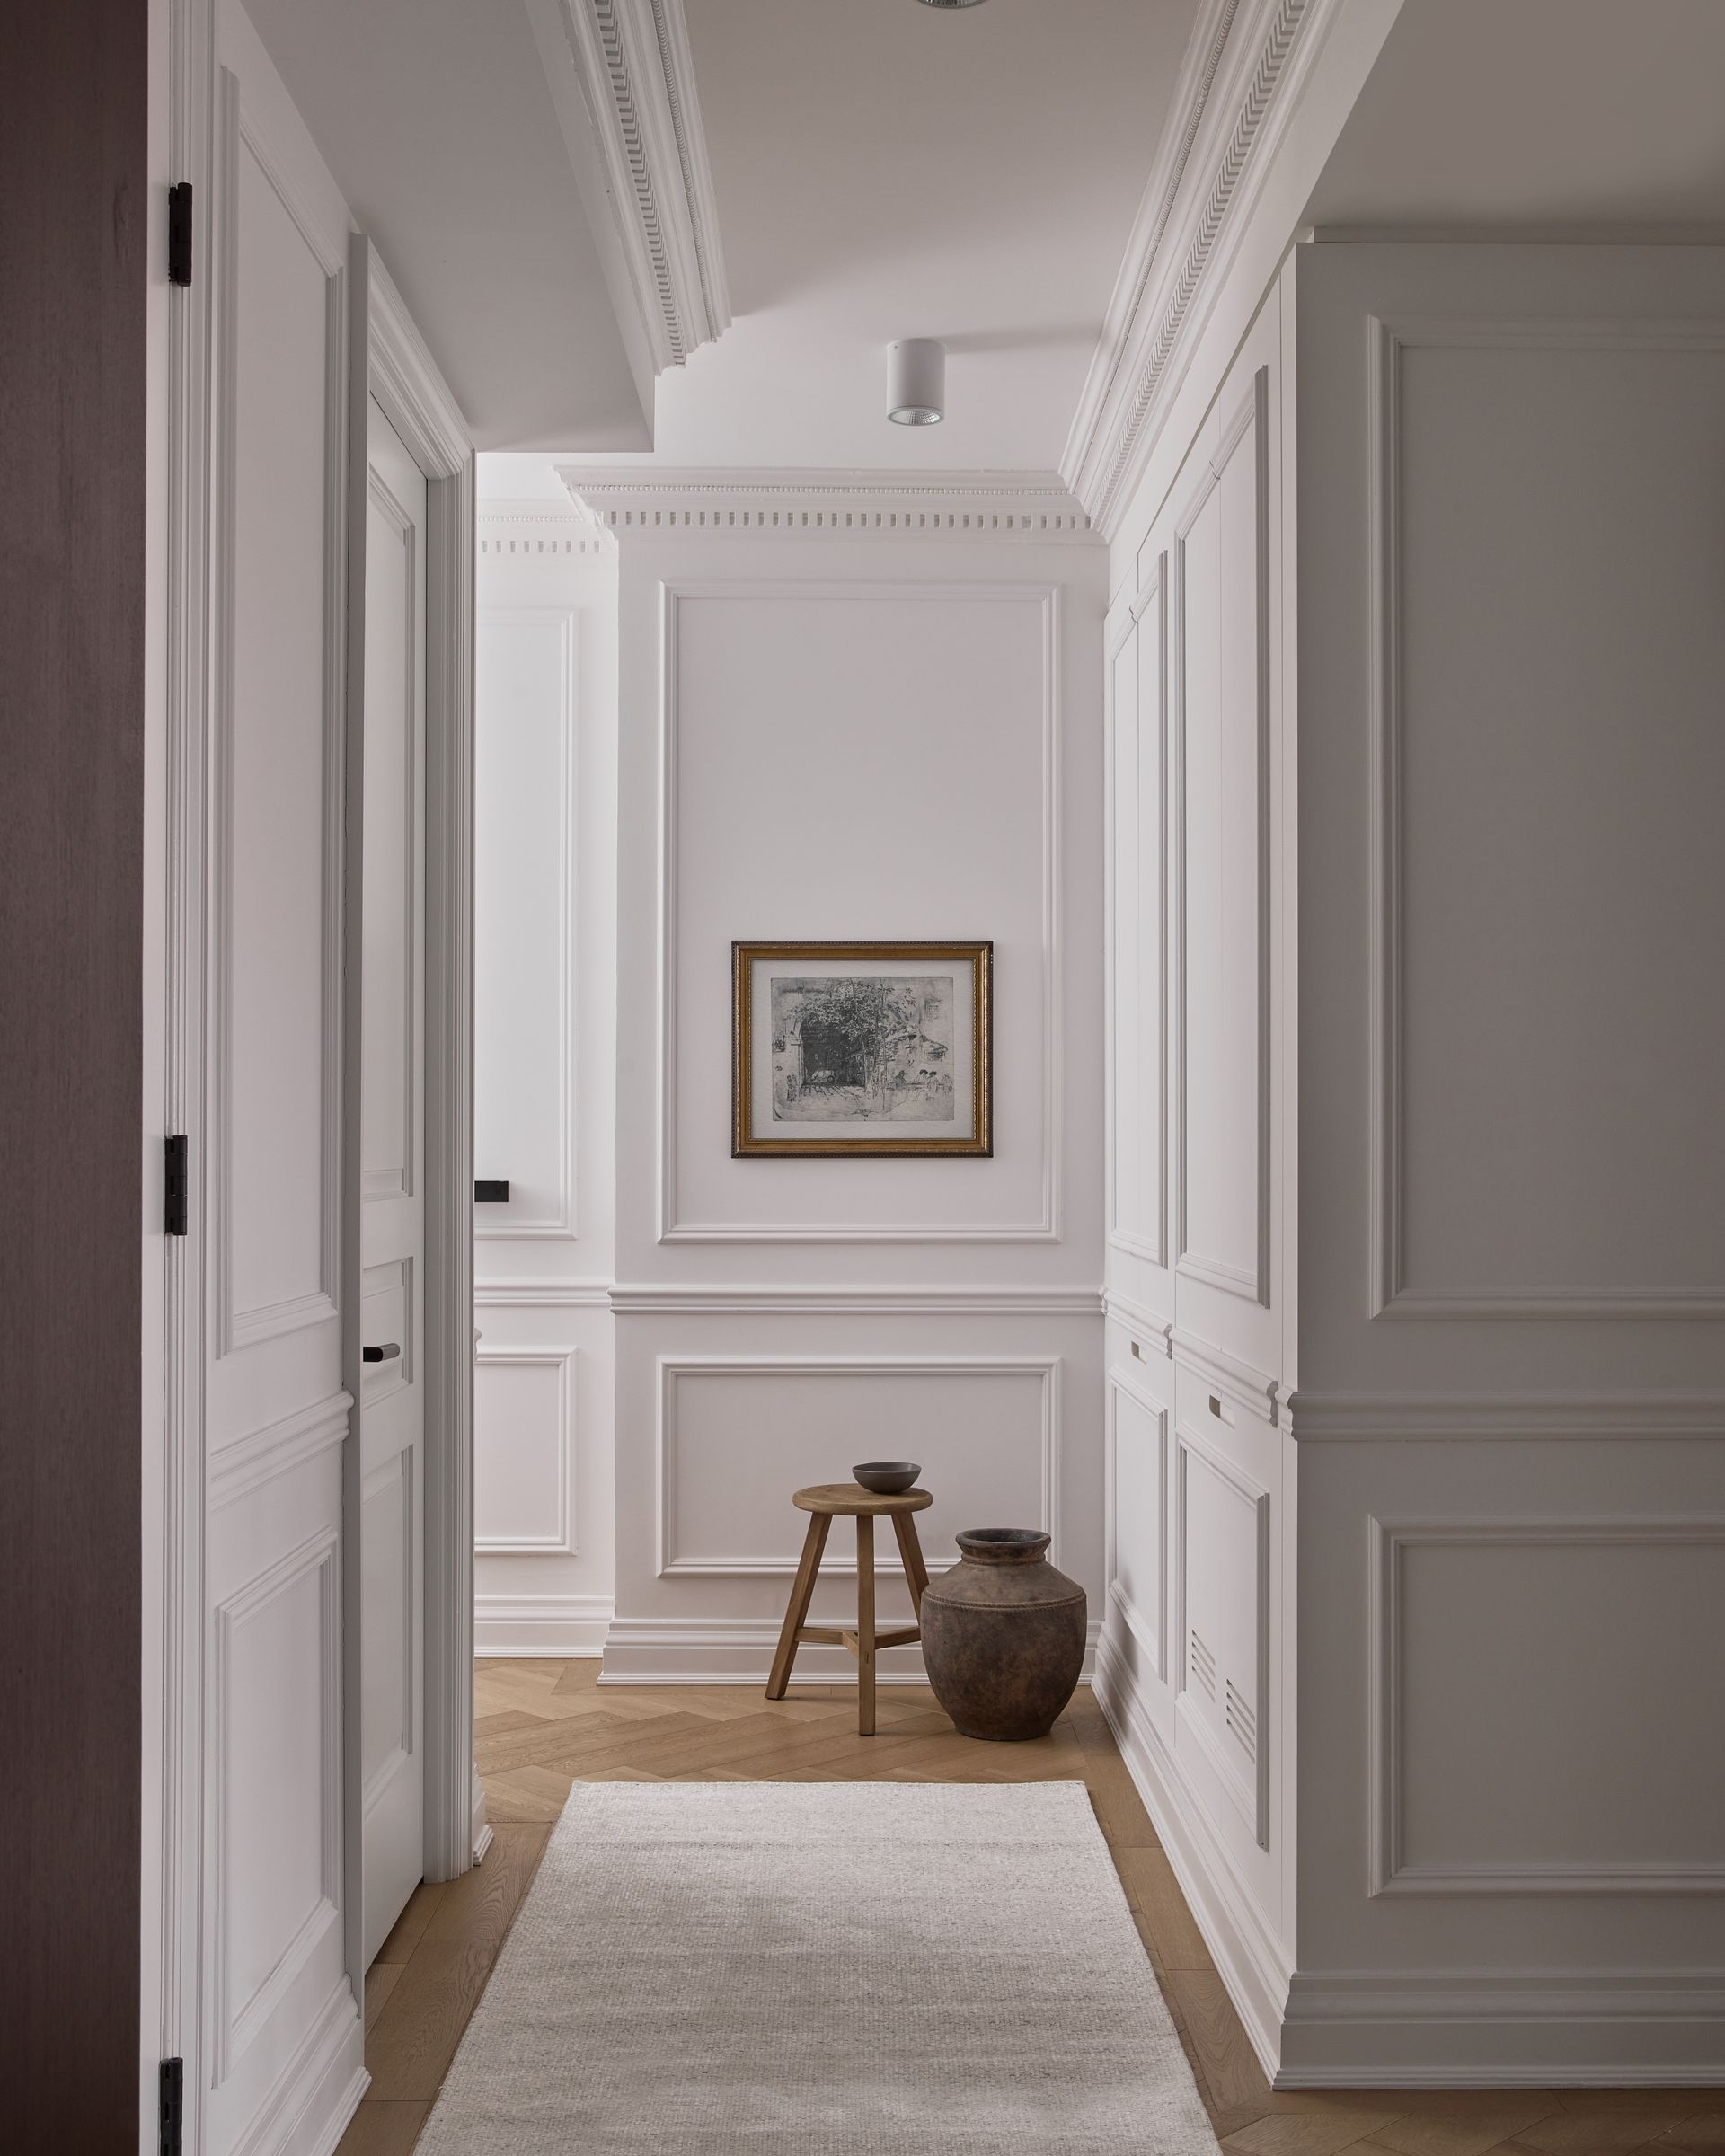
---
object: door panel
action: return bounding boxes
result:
[203,5,358,2150]
[360,396,429,1965]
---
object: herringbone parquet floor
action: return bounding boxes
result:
[335,1663,1721,2156]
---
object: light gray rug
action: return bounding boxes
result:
[416,1780,1219,2153]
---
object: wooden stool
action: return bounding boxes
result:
[766,1484,933,1736]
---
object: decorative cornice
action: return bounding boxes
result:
[1065,0,1342,535]
[477,502,616,561]
[534,0,730,375]
[555,465,1097,543]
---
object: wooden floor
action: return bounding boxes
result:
[337,1663,1721,2156]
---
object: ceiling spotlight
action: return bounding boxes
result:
[916,0,990,8]
[887,339,945,427]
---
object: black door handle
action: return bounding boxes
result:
[362,1342,401,1364]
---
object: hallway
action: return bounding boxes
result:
[338,1673,1719,2156]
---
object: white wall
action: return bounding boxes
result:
[472,506,618,1654]
[1285,242,1725,2086]
[592,508,1109,1683]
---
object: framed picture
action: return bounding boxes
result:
[731,941,993,1158]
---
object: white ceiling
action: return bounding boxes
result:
[245,0,651,452]
[1308,0,1725,232]
[562,0,1202,473]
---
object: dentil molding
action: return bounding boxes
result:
[556,465,1097,543]
[526,0,730,376]
[1063,0,1346,534]
[478,504,616,561]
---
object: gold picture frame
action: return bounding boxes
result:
[732,941,993,1158]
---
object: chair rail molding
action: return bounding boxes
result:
[557,466,1097,543]
[1289,1392,1725,1443]
[1063,0,1353,535]
[608,1282,1102,1315]
[524,0,730,379]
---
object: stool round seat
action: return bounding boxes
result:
[793,1482,933,1517]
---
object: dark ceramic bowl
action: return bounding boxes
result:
[852,1461,921,1495]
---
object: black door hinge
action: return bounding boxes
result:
[164,1135,189,1237]
[168,181,193,286]
[159,2059,184,2156]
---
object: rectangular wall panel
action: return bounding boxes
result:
[1176,377,1269,1307]
[1107,1368,1167,1676]
[1110,568,1167,1266]
[474,1345,576,1554]
[1176,1424,1269,1848]
[658,1358,1057,1578]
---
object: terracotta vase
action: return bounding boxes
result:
[919,1529,1087,1741]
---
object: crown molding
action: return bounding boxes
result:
[477,501,617,560]
[1064,0,1347,535]
[555,465,1098,543]
[525,0,730,383]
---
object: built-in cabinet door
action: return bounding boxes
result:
[359,397,429,1964]
[202,4,361,2149]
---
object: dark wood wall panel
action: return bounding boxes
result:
[0,1,147,2145]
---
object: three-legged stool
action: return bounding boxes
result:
[765,1483,933,1736]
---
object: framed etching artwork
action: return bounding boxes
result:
[731,941,993,1158]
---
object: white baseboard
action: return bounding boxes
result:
[1093,1626,1291,2082]
[474,1594,614,1658]
[1278,1970,1725,2087]
[599,1615,1101,1688]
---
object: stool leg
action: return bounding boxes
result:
[855,1512,876,1736]
[891,1509,930,1619]
[766,1513,830,1701]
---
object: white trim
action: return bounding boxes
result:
[608,1281,1101,1315]
[227,1975,366,2156]
[526,0,729,376]
[1291,1392,1725,1443]
[473,603,578,1241]
[1172,369,1271,1312]
[474,1594,615,1658]
[653,1353,1061,1578]
[474,1277,614,1307]
[1367,314,1725,1323]
[597,1615,1101,1687]
[1172,1325,1280,1428]
[656,580,1063,1244]
[473,1344,578,1555]
[1103,1286,1175,1356]
[1368,1515,1725,1898]
[1066,0,1350,534]
[1094,1627,1291,2082]
[478,504,615,561]
[558,465,1095,542]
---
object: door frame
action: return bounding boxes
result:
[351,235,482,1891]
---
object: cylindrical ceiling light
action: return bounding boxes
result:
[916,1,989,8]
[887,339,945,427]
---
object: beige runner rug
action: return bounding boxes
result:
[416,1779,1219,2153]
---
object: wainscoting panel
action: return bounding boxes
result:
[474,1344,576,1556]
[1107,1362,1169,1683]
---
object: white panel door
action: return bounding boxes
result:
[203,4,360,2151]
[360,397,429,1965]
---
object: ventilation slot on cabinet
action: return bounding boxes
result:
[1225,1678,1257,1762]
[1189,1630,1216,1700]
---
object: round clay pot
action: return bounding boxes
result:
[919,1528,1087,1741]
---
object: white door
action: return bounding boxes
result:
[359,396,429,1964]
[201,5,363,2151]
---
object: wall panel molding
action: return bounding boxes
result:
[1173,369,1271,1310]
[1367,314,1725,1323]
[1106,1363,1171,1683]
[655,1354,1059,1577]
[559,467,1095,542]
[473,1344,577,1555]
[1367,1515,1725,1897]
[609,1281,1101,1315]
[656,581,1063,1244]
[209,1390,352,1510]
[1291,1392,1725,1444]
